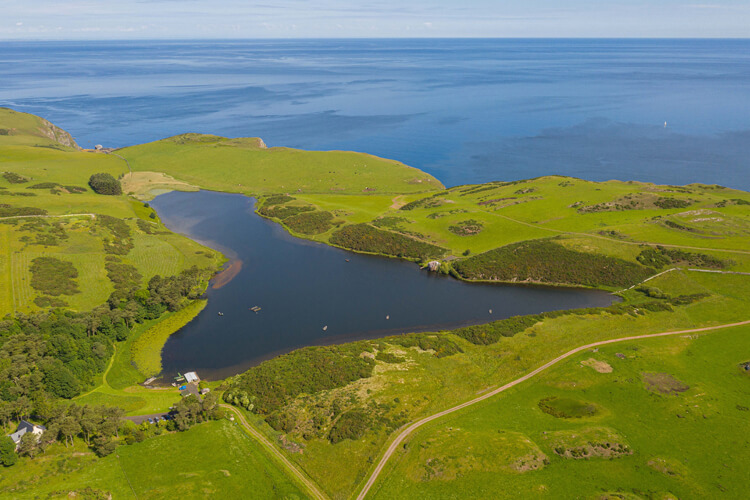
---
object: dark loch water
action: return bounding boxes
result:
[151,190,616,380]
[1,39,748,190]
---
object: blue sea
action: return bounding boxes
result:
[1,39,748,189]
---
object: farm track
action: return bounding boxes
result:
[356,319,750,499]
[219,404,328,500]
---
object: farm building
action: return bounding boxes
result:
[9,421,45,447]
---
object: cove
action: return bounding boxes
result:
[151,190,617,380]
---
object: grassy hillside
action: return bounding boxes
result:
[119,133,444,196]
[0,110,223,316]
[370,323,750,499]
[274,176,750,288]
[0,420,306,499]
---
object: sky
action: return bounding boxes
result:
[1,0,749,40]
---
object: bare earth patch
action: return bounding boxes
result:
[643,372,690,394]
[120,171,198,200]
[581,358,613,373]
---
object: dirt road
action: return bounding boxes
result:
[356,319,750,499]
[219,404,328,500]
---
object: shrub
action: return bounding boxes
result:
[0,205,47,217]
[448,219,483,236]
[284,211,334,235]
[29,256,80,296]
[226,344,375,415]
[637,246,728,269]
[2,172,28,184]
[258,204,315,219]
[88,173,122,195]
[97,215,133,255]
[386,333,462,358]
[27,182,60,189]
[375,351,405,363]
[654,197,692,209]
[329,410,370,444]
[264,194,295,206]
[453,294,710,346]
[453,239,653,288]
[330,223,446,259]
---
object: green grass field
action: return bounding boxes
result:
[369,324,750,499]
[0,420,306,499]
[119,133,444,196]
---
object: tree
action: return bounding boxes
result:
[0,403,12,431]
[0,437,17,467]
[80,406,101,445]
[13,397,32,421]
[59,416,81,447]
[88,173,122,195]
[93,435,116,457]
[18,432,38,458]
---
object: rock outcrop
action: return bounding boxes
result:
[37,117,80,149]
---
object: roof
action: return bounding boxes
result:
[9,420,45,444]
[184,371,199,383]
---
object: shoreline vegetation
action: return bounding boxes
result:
[131,299,207,378]
[1,108,749,498]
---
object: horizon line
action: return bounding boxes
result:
[1,36,750,43]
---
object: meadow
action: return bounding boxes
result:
[0,420,306,499]
[369,323,750,499]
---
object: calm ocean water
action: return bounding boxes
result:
[1,39,748,189]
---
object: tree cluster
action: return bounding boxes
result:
[0,402,125,464]
[0,266,212,402]
[88,173,122,195]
